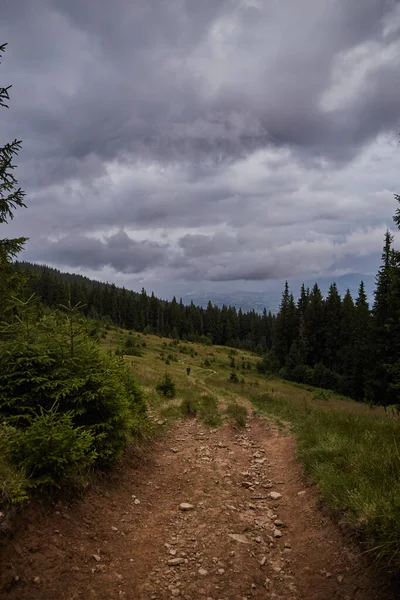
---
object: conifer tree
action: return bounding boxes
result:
[351,281,371,400]
[297,283,309,318]
[383,198,400,403]
[305,283,325,366]
[367,231,397,405]
[274,282,297,365]
[323,283,342,372]
[0,43,28,315]
[339,289,355,393]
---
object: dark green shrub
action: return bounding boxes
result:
[156,373,176,398]
[11,407,96,489]
[229,372,239,383]
[0,297,147,472]
[120,336,143,356]
[256,351,280,374]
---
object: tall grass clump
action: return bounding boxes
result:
[225,402,247,428]
[199,395,221,427]
[180,397,199,417]
[252,391,400,572]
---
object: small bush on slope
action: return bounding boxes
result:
[11,408,96,489]
[156,373,176,398]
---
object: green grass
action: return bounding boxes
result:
[225,402,248,428]
[252,391,400,571]
[198,394,221,427]
[180,396,199,417]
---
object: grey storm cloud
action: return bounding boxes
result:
[29,231,168,273]
[1,0,399,291]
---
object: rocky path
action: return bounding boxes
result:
[0,413,391,600]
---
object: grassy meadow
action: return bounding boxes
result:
[104,327,400,572]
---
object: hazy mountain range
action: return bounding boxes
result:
[182,273,376,314]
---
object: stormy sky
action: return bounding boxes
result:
[1,0,399,301]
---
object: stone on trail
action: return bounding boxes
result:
[273,529,282,538]
[268,491,282,500]
[228,533,251,544]
[198,567,208,576]
[179,503,194,511]
[168,558,186,566]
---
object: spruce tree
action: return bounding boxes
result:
[0,43,28,315]
[297,283,309,318]
[323,283,342,372]
[339,289,355,394]
[274,282,297,366]
[351,281,371,400]
[305,283,325,366]
[383,198,400,404]
[367,231,397,405]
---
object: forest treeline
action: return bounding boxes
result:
[15,214,400,409]
[15,261,276,350]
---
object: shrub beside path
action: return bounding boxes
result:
[0,411,393,600]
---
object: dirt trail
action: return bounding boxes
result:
[0,412,392,600]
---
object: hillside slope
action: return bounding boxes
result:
[0,331,395,599]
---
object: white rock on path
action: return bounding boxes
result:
[179,503,194,511]
[228,533,251,544]
[268,491,282,500]
[168,558,186,566]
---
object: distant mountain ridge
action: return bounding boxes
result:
[183,273,376,314]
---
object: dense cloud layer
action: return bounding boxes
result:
[1,0,399,297]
